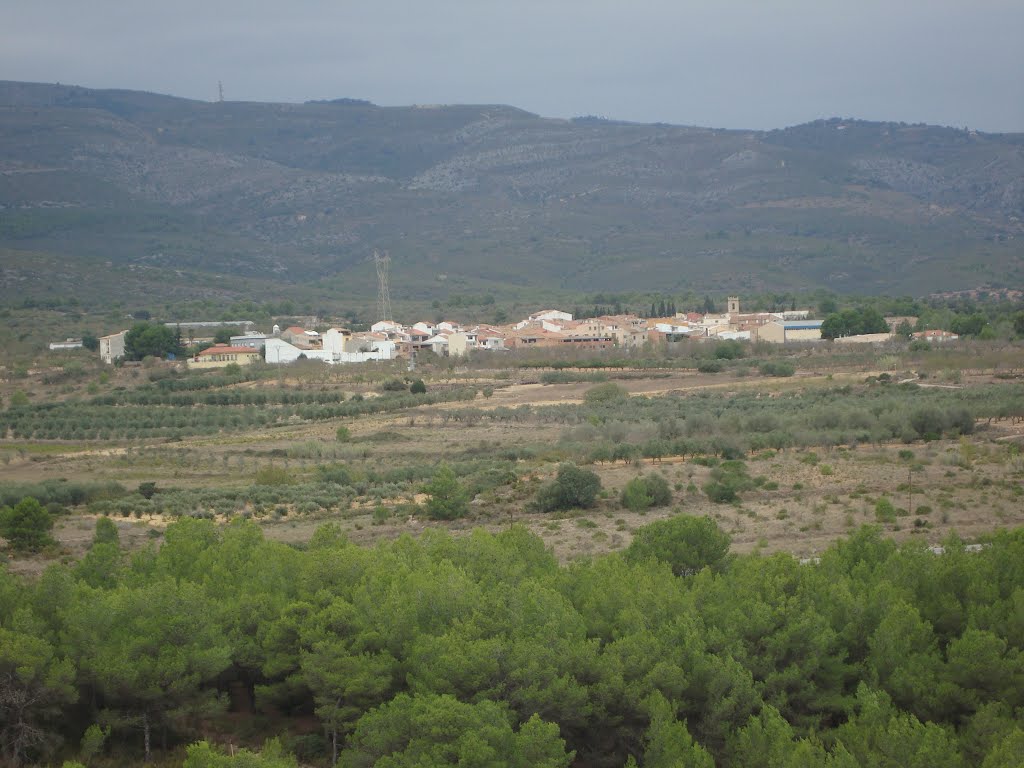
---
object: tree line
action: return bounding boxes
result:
[1,516,1022,767]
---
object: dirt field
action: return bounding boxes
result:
[3,365,1023,576]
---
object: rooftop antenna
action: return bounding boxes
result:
[374,250,393,323]
[218,81,224,102]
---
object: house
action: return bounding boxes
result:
[647,322,699,344]
[230,333,269,349]
[371,320,404,334]
[422,333,450,356]
[833,333,894,344]
[99,331,128,364]
[320,328,351,356]
[717,330,752,341]
[912,329,960,343]
[265,336,395,365]
[506,328,564,349]
[758,320,823,344]
[188,344,262,369]
[49,338,83,351]
[477,332,507,351]
[528,309,573,323]
[279,326,311,346]
[166,320,256,346]
[448,332,472,357]
[559,330,614,350]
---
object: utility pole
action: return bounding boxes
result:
[908,464,913,516]
[218,81,224,103]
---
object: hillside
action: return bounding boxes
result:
[1,80,1022,310]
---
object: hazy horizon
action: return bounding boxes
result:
[2,1,1023,133]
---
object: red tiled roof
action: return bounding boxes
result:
[196,345,259,356]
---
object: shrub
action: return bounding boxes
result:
[381,378,409,392]
[713,340,745,360]
[0,496,55,552]
[255,467,294,486]
[410,379,427,394]
[620,477,653,512]
[875,497,897,523]
[620,474,673,511]
[93,516,120,546]
[583,383,629,405]
[421,464,471,520]
[336,426,351,442]
[624,515,732,575]
[534,463,602,512]
[759,361,795,377]
[704,461,753,504]
[317,464,353,486]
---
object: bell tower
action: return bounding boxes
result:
[727,296,740,316]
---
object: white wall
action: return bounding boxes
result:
[265,337,395,365]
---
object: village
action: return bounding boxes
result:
[54,296,961,369]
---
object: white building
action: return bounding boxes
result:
[264,336,395,365]
[230,333,269,349]
[371,320,404,334]
[49,338,83,351]
[529,309,573,323]
[99,330,128,364]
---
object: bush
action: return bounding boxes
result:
[381,378,409,392]
[534,463,602,512]
[713,340,745,360]
[759,361,795,377]
[583,383,629,405]
[410,379,427,394]
[875,497,897,523]
[697,360,724,374]
[625,515,732,575]
[620,474,673,511]
[255,467,294,486]
[421,464,471,520]
[620,477,652,511]
[315,464,353,486]
[703,461,753,504]
[336,426,351,442]
[0,496,55,552]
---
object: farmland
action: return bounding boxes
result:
[2,340,1022,574]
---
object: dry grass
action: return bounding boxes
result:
[3,362,1023,576]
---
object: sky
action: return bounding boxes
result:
[2,1,1023,132]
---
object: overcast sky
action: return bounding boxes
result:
[3,1,1022,131]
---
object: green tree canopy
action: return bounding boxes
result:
[0,626,77,767]
[0,497,55,553]
[625,515,732,576]
[125,321,179,361]
[340,693,573,768]
[421,464,471,520]
[533,464,602,512]
[821,307,889,339]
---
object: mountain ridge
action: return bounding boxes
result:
[1,80,1021,308]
